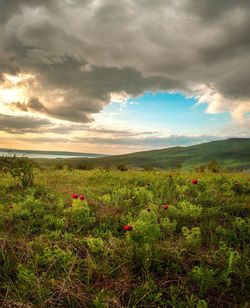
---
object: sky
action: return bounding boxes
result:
[0,0,249,154]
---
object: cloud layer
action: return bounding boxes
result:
[0,0,249,151]
[0,113,51,134]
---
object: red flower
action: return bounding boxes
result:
[79,195,85,201]
[71,193,79,199]
[192,179,198,185]
[123,224,133,231]
[164,204,169,210]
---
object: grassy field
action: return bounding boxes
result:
[0,169,249,307]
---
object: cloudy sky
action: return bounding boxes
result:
[0,0,249,154]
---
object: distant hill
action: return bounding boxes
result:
[39,138,250,170]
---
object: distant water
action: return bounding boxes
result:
[0,150,103,159]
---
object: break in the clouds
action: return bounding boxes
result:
[0,0,249,152]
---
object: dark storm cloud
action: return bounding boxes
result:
[0,0,250,124]
[0,0,57,25]
[8,57,182,122]
[185,0,250,22]
[8,95,92,123]
[10,97,48,113]
[0,113,51,134]
[0,112,85,135]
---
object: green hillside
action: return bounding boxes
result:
[37,138,250,170]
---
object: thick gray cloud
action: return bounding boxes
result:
[185,0,250,22]
[8,60,182,122]
[9,96,92,122]
[0,113,51,134]
[10,97,48,113]
[0,0,249,124]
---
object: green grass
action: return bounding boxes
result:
[0,169,249,307]
[36,138,250,170]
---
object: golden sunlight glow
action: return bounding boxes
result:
[5,74,24,85]
[4,73,35,85]
[0,88,24,104]
[110,92,130,103]
[0,73,36,105]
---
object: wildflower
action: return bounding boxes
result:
[123,224,133,231]
[79,195,85,201]
[192,179,198,185]
[71,193,78,199]
[164,204,169,210]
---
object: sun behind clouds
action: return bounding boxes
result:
[0,73,37,108]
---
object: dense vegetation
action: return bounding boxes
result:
[36,138,250,170]
[0,165,249,307]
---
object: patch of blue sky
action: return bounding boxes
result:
[107,91,230,135]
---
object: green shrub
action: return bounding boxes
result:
[0,154,34,188]
[36,245,76,276]
[233,217,250,243]
[86,236,105,254]
[126,206,161,269]
[64,199,95,232]
[161,217,177,236]
[16,264,37,298]
[190,265,215,295]
[172,201,202,219]
[182,226,201,248]
[116,163,128,171]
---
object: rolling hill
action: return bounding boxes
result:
[39,138,250,170]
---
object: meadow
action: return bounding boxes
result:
[0,168,249,307]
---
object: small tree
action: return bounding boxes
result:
[194,164,206,173]
[194,160,222,173]
[172,160,182,170]
[0,153,34,188]
[143,164,154,171]
[116,163,128,171]
[206,160,222,173]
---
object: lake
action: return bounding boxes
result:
[0,150,104,159]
